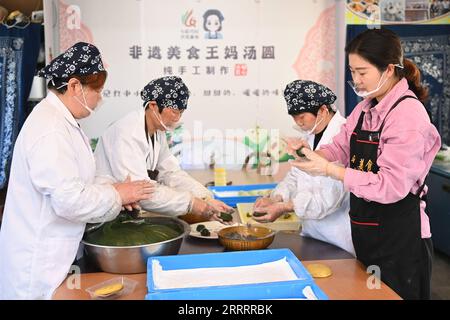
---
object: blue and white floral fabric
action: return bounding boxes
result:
[37,42,105,82]
[0,24,41,189]
[140,76,190,110]
[283,80,337,115]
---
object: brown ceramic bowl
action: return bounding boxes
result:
[218,225,275,251]
[178,213,209,224]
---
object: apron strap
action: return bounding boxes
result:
[351,95,427,199]
[355,110,366,131]
[350,108,367,136]
[376,95,428,199]
[144,114,150,144]
[378,95,418,134]
[144,114,159,180]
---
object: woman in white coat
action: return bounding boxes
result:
[94,76,233,222]
[253,80,355,255]
[0,42,154,299]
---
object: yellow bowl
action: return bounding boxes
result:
[218,225,275,251]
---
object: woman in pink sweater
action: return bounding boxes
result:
[291,28,441,300]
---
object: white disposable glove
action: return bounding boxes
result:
[290,148,330,176]
[252,202,292,223]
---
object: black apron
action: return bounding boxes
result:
[349,95,433,300]
[145,115,159,181]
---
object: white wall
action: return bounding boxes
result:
[44,0,346,168]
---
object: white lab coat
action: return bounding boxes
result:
[273,111,355,256]
[94,108,212,216]
[0,91,122,299]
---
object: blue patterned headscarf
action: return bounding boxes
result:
[284,80,336,115]
[140,76,190,110]
[38,42,105,83]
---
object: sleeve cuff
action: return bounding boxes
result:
[292,193,308,219]
[85,185,122,224]
[271,190,289,202]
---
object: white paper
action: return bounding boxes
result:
[212,191,240,197]
[152,257,299,290]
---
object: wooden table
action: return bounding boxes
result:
[53,166,401,300]
[53,259,400,300]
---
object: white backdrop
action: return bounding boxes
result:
[43,0,346,168]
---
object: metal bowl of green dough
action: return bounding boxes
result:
[82,213,190,274]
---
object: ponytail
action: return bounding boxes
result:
[345,29,429,104]
[399,58,428,104]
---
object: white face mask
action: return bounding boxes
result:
[151,107,181,131]
[56,81,101,115]
[348,64,404,98]
[74,85,98,115]
[307,111,327,135]
[294,109,328,136]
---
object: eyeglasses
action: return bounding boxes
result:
[169,108,184,118]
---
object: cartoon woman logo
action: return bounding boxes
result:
[203,9,224,39]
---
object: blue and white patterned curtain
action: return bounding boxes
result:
[345,25,450,147]
[0,24,41,189]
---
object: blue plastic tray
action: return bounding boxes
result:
[208,183,277,207]
[146,249,328,300]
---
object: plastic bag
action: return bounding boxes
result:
[85,277,138,300]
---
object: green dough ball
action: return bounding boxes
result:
[200,228,211,236]
[252,211,267,217]
[196,224,206,232]
[219,212,233,222]
[296,148,306,158]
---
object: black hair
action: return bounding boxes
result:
[345,28,428,103]
[47,71,108,94]
[203,9,224,32]
[290,104,335,117]
[144,100,165,113]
